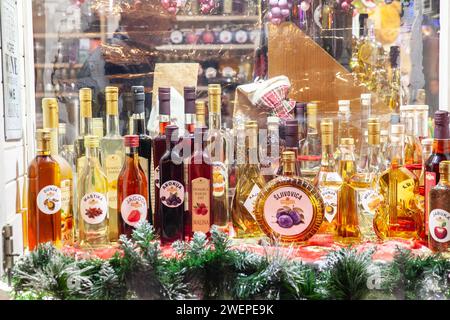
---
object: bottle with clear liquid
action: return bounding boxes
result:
[401,105,421,166]
[299,102,321,182]
[336,138,360,244]
[232,121,265,238]
[375,124,423,240]
[78,135,109,248]
[358,94,372,171]
[75,88,94,178]
[315,119,342,235]
[100,86,125,242]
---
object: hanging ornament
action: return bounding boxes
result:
[199,0,217,14]
[267,0,295,24]
[161,0,186,15]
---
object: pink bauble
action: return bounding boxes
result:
[341,1,349,10]
[278,0,288,9]
[271,17,282,25]
[269,0,279,6]
[161,0,170,9]
[271,6,281,17]
[281,8,290,17]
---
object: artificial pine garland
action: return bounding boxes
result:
[9,222,450,300]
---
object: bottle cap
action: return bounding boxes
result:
[307,102,318,114]
[124,135,139,148]
[267,116,279,126]
[42,98,59,129]
[434,110,449,126]
[79,87,92,101]
[84,135,99,148]
[36,129,52,152]
[195,101,206,115]
[208,84,221,113]
[340,138,354,146]
[105,86,118,100]
[245,120,258,129]
[158,87,171,101]
[281,151,296,162]
[439,161,450,175]
[208,84,221,95]
[338,100,350,113]
[320,118,333,133]
[295,102,306,115]
[391,124,405,134]
[421,138,433,146]
[368,118,380,145]
[58,123,66,135]
[285,119,298,134]
[132,85,145,102]
[165,125,179,141]
[158,87,171,116]
[184,86,196,114]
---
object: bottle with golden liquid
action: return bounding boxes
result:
[315,119,342,235]
[336,138,360,243]
[100,86,124,242]
[232,120,265,238]
[254,151,324,243]
[42,98,74,245]
[374,124,423,240]
[27,129,62,250]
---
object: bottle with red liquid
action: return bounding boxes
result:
[159,125,185,244]
[424,111,450,235]
[117,135,149,238]
[152,87,171,233]
[188,126,214,239]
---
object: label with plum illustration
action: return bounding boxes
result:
[429,209,450,243]
[121,194,147,227]
[212,161,227,197]
[105,154,122,209]
[80,192,108,225]
[37,185,62,215]
[320,188,337,223]
[263,186,314,237]
[243,184,261,219]
[160,180,184,208]
[191,177,211,233]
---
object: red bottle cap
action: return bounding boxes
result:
[124,135,139,147]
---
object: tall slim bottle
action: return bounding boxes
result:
[207,84,229,229]
[153,87,171,233]
[75,88,93,175]
[118,135,149,238]
[295,102,307,150]
[78,135,109,248]
[100,86,124,242]
[358,94,372,170]
[28,129,62,250]
[42,98,74,245]
[188,126,214,239]
[130,86,152,225]
[195,101,207,127]
[261,116,280,181]
[160,125,185,243]
[299,102,321,182]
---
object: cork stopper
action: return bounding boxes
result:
[42,98,59,129]
[105,86,119,115]
[208,84,221,113]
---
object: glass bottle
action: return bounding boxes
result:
[428,161,450,252]
[358,94,372,171]
[27,129,62,250]
[336,138,360,243]
[299,102,321,182]
[414,105,429,140]
[337,100,351,146]
[100,86,124,242]
[315,119,342,234]
[152,87,171,233]
[74,88,93,178]
[278,119,301,176]
[295,102,307,150]
[78,135,109,248]
[207,84,229,230]
[261,116,280,181]
[117,135,149,238]
[388,46,401,113]
[375,124,423,240]
[196,101,207,128]
[59,123,76,168]
[424,111,450,235]
[188,126,213,239]
[159,125,185,243]
[42,98,74,245]
[253,151,325,243]
[401,105,421,166]
[419,138,434,203]
[130,86,152,225]
[232,120,265,238]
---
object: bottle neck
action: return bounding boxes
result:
[281,160,295,176]
[321,142,335,169]
[307,113,318,134]
[209,112,221,130]
[390,136,405,167]
[246,133,259,165]
[126,147,140,161]
[80,115,93,136]
[185,113,195,133]
[440,174,450,185]
[58,131,66,151]
[48,128,59,156]
[132,112,146,135]
[86,146,101,166]
[106,113,120,135]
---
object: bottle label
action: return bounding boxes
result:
[37,185,62,215]
[263,186,314,237]
[425,171,437,234]
[170,30,183,44]
[219,30,232,44]
[160,180,184,208]
[105,154,122,210]
[320,187,338,223]
[121,194,148,227]
[80,192,108,225]
[429,209,450,243]
[60,179,73,241]
[360,190,383,215]
[212,161,227,197]
[243,184,261,219]
[155,165,160,189]
[235,30,248,44]
[191,177,211,233]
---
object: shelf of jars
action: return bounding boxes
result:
[175,14,260,22]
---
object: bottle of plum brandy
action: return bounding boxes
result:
[253,151,324,243]
[117,135,149,238]
[375,124,423,240]
[78,135,109,248]
[28,129,62,250]
[232,120,265,238]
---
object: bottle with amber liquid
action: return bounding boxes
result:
[336,138,360,243]
[78,135,109,248]
[130,86,152,225]
[153,87,171,233]
[28,129,62,250]
[375,124,423,240]
[232,121,265,238]
[42,98,74,245]
[188,126,213,239]
[428,161,450,253]
[118,135,149,238]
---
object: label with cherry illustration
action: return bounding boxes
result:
[160,180,184,208]
[121,194,147,227]
[263,186,314,237]
[80,192,108,225]
[37,185,62,215]
[429,209,450,243]
[191,177,211,233]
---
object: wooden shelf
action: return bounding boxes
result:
[156,43,256,51]
[175,15,259,22]
[35,63,83,69]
